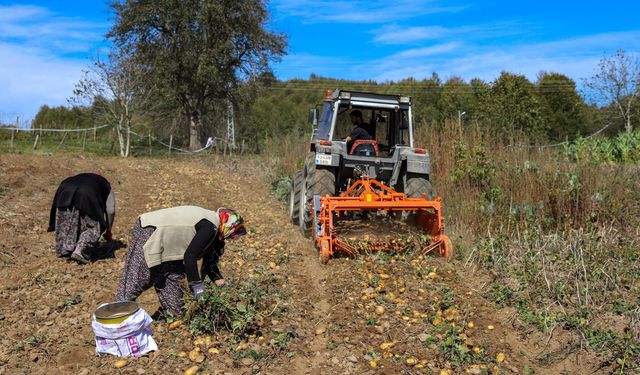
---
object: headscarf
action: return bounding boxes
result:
[217,208,247,240]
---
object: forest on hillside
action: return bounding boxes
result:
[12,0,638,155]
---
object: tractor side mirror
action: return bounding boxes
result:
[308,108,318,126]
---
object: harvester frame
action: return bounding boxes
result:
[312,177,453,263]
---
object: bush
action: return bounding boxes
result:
[185,269,283,338]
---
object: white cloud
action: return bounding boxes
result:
[0,43,86,121]
[364,30,640,83]
[0,4,50,22]
[372,22,525,45]
[274,52,356,79]
[374,25,449,44]
[271,0,464,24]
[0,5,107,120]
[391,42,461,59]
[0,5,108,54]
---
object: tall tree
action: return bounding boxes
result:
[536,72,588,140]
[584,49,639,133]
[107,0,287,149]
[489,72,545,139]
[437,76,476,127]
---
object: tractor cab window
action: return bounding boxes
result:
[333,105,410,157]
[316,101,333,140]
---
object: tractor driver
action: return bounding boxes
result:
[344,110,373,150]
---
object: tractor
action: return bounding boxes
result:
[289,89,452,263]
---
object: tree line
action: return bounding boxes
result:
[29,1,639,156]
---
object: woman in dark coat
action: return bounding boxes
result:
[48,173,115,263]
[115,205,246,316]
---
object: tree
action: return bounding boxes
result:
[72,49,149,157]
[536,72,588,140]
[437,76,476,127]
[488,72,545,139]
[107,0,287,149]
[32,105,91,130]
[584,49,640,133]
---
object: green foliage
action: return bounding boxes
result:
[437,76,478,123]
[486,282,514,307]
[271,175,291,203]
[32,105,92,130]
[487,72,547,138]
[450,140,500,209]
[186,270,283,338]
[537,72,590,139]
[108,0,287,148]
[562,130,640,163]
[437,325,483,366]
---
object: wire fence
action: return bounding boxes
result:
[0,120,617,157]
[0,124,245,156]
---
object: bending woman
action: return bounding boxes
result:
[48,173,115,264]
[115,205,246,316]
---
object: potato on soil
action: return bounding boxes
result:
[168,320,184,330]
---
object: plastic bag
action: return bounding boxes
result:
[92,306,158,357]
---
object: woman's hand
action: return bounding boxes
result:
[214,279,225,287]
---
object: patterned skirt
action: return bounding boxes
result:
[54,207,100,258]
[116,219,186,316]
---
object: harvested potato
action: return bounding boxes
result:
[184,365,199,375]
[169,320,184,330]
[114,359,128,369]
[188,348,202,362]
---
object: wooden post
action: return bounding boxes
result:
[148,132,152,156]
[33,134,39,150]
[82,130,87,151]
[169,134,173,155]
[93,125,97,141]
[10,128,15,148]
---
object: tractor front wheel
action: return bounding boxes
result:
[299,157,335,237]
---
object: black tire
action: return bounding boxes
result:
[401,174,433,221]
[299,155,335,237]
[289,170,303,225]
[405,174,433,199]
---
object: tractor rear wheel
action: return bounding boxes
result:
[299,156,335,237]
[405,174,433,199]
[401,174,433,221]
[289,170,303,225]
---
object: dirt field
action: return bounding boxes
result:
[0,153,610,374]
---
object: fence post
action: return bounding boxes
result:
[169,134,173,155]
[10,129,15,148]
[33,134,39,150]
[148,132,152,156]
[82,130,87,151]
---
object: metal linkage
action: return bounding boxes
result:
[312,177,453,263]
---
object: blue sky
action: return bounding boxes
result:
[1,1,639,123]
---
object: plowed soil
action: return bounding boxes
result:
[0,153,608,374]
